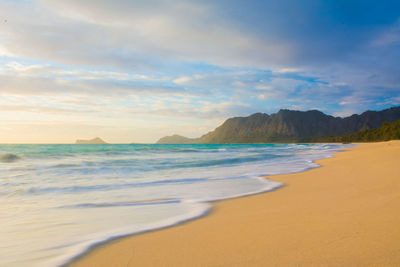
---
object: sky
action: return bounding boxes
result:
[0,0,399,143]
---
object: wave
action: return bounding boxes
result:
[170,153,283,169]
[0,153,21,163]
[23,177,228,195]
[57,203,212,267]
[0,143,352,267]
[59,199,180,209]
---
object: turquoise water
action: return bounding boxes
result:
[0,143,350,266]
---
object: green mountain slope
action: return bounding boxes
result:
[309,120,400,142]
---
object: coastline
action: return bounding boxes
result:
[68,141,400,266]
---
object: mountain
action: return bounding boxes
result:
[156,106,400,143]
[309,120,400,143]
[156,134,198,144]
[75,137,108,144]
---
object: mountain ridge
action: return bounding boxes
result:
[156,106,400,144]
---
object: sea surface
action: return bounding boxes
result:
[0,143,351,266]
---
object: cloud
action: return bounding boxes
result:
[0,63,197,97]
[370,19,400,47]
[2,0,400,73]
[0,0,399,142]
[0,0,292,71]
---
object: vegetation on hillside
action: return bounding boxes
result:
[308,120,400,142]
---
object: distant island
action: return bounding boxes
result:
[75,137,108,144]
[157,134,199,144]
[157,106,400,144]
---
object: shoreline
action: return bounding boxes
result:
[68,141,400,266]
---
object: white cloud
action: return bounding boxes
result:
[254,85,273,90]
[173,76,194,85]
[0,1,398,143]
[370,19,400,47]
[0,0,293,70]
[272,67,302,73]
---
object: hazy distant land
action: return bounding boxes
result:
[75,137,108,144]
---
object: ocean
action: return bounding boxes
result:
[0,143,351,266]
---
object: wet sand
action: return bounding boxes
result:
[69,141,400,266]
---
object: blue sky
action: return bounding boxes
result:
[0,0,399,143]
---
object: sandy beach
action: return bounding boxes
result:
[68,141,400,266]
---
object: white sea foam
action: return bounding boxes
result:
[0,143,352,266]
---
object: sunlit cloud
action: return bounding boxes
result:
[0,0,399,143]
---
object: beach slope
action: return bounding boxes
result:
[69,141,400,266]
